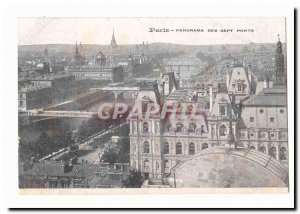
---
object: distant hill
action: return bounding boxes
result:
[18,42,283,55]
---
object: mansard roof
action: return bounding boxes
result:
[242,94,287,107]
[208,92,238,119]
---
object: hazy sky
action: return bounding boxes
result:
[18,17,286,45]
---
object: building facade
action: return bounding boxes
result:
[18,85,52,111]
[129,38,288,182]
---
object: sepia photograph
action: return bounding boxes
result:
[17,17,289,190]
[0,0,297,208]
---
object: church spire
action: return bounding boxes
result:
[275,34,285,85]
[75,41,78,55]
[43,47,48,56]
[276,34,282,54]
[110,28,117,48]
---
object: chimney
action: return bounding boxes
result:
[248,63,252,83]
[208,82,213,112]
[160,82,165,95]
[231,93,235,105]
[226,71,230,89]
[175,70,180,81]
[238,101,242,119]
[263,75,269,89]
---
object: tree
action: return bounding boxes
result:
[101,148,118,165]
[123,170,144,188]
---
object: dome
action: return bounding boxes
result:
[169,147,288,188]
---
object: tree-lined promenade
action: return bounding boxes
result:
[18,117,126,163]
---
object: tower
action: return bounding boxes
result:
[43,47,49,62]
[207,83,238,147]
[160,72,178,96]
[128,81,163,180]
[75,42,79,56]
[275,34,286,85]
[110,28,117,48]
[95,51,106,66]
[43,47,48,57]
[74,41,84,65]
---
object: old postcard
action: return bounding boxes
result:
[17,17,290,193]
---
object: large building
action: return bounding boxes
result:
[70,64,114,81]
[29,74,77,104]
[18,74,91,110]
[238,36,288,168]
[70,50,124,83]
[129,37,288,186]
[18,85,52,111]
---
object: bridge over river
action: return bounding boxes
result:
[19,110,98,122]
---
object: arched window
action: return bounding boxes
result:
[143,141,150,153]
[219,125,227,137]
[164,160,170,173]
[219,105,226,116]
[164,160,169,169]
[188,123,196,132]
[249,145,256,150]
[176,142,182,155]
[269,146,277,159]
[187,105,193,111]
[200,125,206,133]
[141,96,150,112]
[163,142,169,154]
[143,122,149,133]
[280,147,287,161]
[202,143,208,150]
[259,146,266,154]
[189,143,195,155]
[142,103,148,113]
[237,84,243,92]
[144,160,149,171]
[176,123,183,132]
[166,122,172,131]
[132,143,136,153]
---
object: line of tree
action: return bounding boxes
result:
[19,119,75,162]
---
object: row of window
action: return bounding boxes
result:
[231,83,245,92]
[140,146,287,173]
[259,109,285,114]
[143,141,209,155]
[248,145,287,161]
[241,131,286,139]
[142,122,206,133]
[250,117,277,123]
